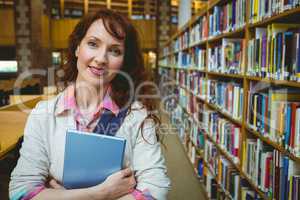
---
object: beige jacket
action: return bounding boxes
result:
[9,93,171,200]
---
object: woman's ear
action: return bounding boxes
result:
[75,46,79,57]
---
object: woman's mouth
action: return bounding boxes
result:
[88,66,106,76]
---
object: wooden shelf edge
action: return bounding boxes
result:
[239,171,270,200]
[246,76,300,88]
[205,134,270,200]
[207,0,229,11]
[190,6,208,25]
[189,39,207,48]
[205,134,240,169]
[177,83,243,126]
[249,7,300,28]
[245,124,300,163]
[205,102,243,126]
[158,68,300,88]
[207,27,245,43]
[207,71,244,79]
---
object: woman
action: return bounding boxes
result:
[9,9,170,200]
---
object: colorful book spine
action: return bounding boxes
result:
[240,178,264,200]
[249,0,300,24]
[208,0,246,37]
[205,140,218,176]
[203,109,240,164]
[221,38,245,74]
[190,15,208,46]
[207,80,243,120]
[247,24,300,80]
[208,44,222,72]
[191,47,206,70]
[244,139,300,199]
[247,87,300,156]
[218,157,240,200]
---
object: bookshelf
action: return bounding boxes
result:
[159,1,300,200]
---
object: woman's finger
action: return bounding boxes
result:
[120,168,133,177]
[49,179,65,189]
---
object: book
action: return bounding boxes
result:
[247,87,300,151]
[244,139,300,199]
[62,129,126,189]
[207,80,243,120]
[249,0,300,23]
[208,0,246,37]
[221,38,245,74]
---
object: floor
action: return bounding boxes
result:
[162,133,207,200]
[161,114,207,200]
[0,117,207,200]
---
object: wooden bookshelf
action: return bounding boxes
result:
[178,97,270,200]
[207,27,245,43]
[159,0,300,199]
[245,124,300,163]
[207,71,244,79]
[203,160,235,200]
[207,0,230,11]
[246,76,300,88]
[205,102,243,126]
[189,39,207,48]
[239,171,270,200]
[248,7,300,28]
[190,8,207,26]
[178,83,243,126]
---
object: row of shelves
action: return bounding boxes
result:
[173,97,298,200]
[166,108,239,200]
[160,64,300,88]
[177,81,300,163]
[169,100,270,200]
[160,1,300,199]
[160,66,300,167]
[164,1,300,52]
[159,2,300,87]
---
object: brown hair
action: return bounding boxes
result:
[63,9,161,143]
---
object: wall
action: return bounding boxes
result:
[51,19,80,49]
[132,20,156,50]
[0,9,157,50]
[0,9,15,46]
[51,19,156,50]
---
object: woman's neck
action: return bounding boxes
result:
[74,81,109,114]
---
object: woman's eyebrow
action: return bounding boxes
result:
[87,36,123,47]
[110,44,123,48]
[87,36,101,42]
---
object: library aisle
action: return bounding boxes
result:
[161,115,207,200]
[159,0,300,199]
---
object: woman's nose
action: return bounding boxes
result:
[94,48,108,65]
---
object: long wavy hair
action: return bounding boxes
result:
[63,9,160,143]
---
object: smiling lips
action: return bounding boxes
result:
[88,66,106,76]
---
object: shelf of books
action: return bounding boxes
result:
[159,1,300,200]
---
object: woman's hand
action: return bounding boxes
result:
[47,168,136,200]
[89,168,136,200]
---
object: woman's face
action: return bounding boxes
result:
[75,19,125,88]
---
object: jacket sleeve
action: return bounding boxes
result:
[9,103,50,200]
[132,117,171,200]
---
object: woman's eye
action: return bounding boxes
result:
[109,48,122,56]
[88,41,97,47]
